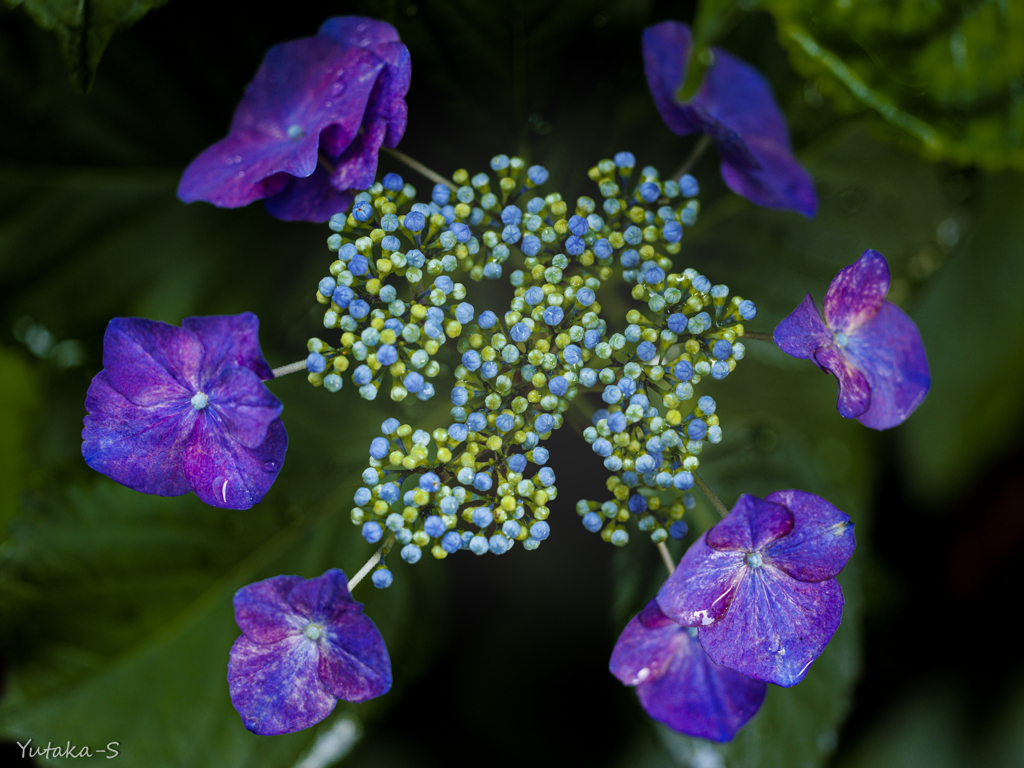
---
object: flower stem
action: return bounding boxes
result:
[672,135,713,181]
[271,360,308,378]
[694,472,730,518]
[742,331,775,343]
[657,541,675,575]
[383,148,458,191]
[346,533,395,593]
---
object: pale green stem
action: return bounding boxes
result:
[346,533,395,593]
[272,360,308,378]
[383,148,457,191]
[694,472,729,518]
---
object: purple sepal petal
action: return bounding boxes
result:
[228,634,337,736]
[82,374,193,497]
[99,318,201,405]
[657,534,746,627]
[773,294,832,360]
[642,20,817,216]
[843,301,931,430]
[705,494,794,552]
[318,16,401,49]
[182,417,287,509]
[206,366,282,449]
[330,117,389,192]
[234,576,307,644]
[638,631,767,742]
[765,490,855,582]
[814,345,872,419]
[610,600,684,686]
[177,37,384,208]
[263,165,355,223]
[823,249,889,334]
[183,313,274,382]
[698,569,844,687]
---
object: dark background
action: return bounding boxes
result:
[2,1,1023,766]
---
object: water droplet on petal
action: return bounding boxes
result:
[263,460,278,472]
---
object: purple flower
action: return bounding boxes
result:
[642,21,816,217]
[774,249,930,429]
[177,17,411,222]
[82,313,286,510]
[657,491,854,687]
[610,600,766,741]
[228,569,391,735]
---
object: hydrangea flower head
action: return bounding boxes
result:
[774,249,930,429]
[82,313,286,509]
[642,20,816,217]
[228,569,391,735]
[610,600,766,741]
[177,17,411,222]
[657,491,854,687]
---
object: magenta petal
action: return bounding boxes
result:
[371,43,411,147]
[318,16,401,48]
[814,345,872,419]
[264,164,355,222]
[698,569,844,687]
[319,612,392,702]
[228,635,337,736]
[181,417,287,509]
[206,366,282,449]
[706,494,794,552]
[100,318,201,405]
[177,37,384,208]
[183,313,274,382]
[773,294,832,361]
[330,117,388,192]
[657,534,746,627]
[720,136,817,217]
[823,250,889,333]
[82,374,193,496]
[234,575,307,643]
[638,630,766,742]
[286,568,350,619]
[843,301,931,430]
[765,491,855,582]
[610,601,685,686]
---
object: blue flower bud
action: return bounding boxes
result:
[582,511,603,532]
[527,165,549,185]
[524,286,544,306]
[687,420,708,440]
[380,235,401,251]
[674,360,694,381]
[434,275,454,294]
[614,151,636,168]
[738,300,757,320]
[617,377,637,398]
[501,205,523,226]
[712,339,733,360]
[403,210,426,232]
[602,386,622,404]
[419,472,441,493]
[362,521,383,543]
[495,413,514,433]
[635,454,656,473]
[353,201,373,222]
[469,535,489,555]
[306,352,327,373]
[530,521,550,540]
[662,221,683,243]
[567,215,588,236]
[369,437,390,460]
[708,425,723,443]
[455,302,475,324]
[593,438,613,457]
[478,311,498,329]
[502,224,522,244]
[441,530,462,553]
[620,249,640,268]
[472,506,494,528]
[318,276,337,297]
[516,234,540,257]
[461,351,482,372]
[467,412,487,432]
[687,312,711,334]
[669,520,689,540]
[380,213,399,232]
[549,376,569,396]
[628,494,648,514]
[483,262,503,279]
[480,361,498,379]
[381,172,404,191]
[543,306,565,326]
[637,341,657,361]
[698,396,716,415]
[712,361,730,379]
[401,544,422,564]
[583,329,602,349]
[502,520,521,539]
[407,249,426,268]
[576,287,596,306]
[379,482,400,503]
[423,515,446,538]
[352,365,372,388]
[354,487,372,506]
[579,368,598,387]
[610,529,629,546]
[487,534,509,554]
[638,181,660,203]
[562,345,582,365]
[372,568,394,589]
[332,285,355,309]
[349,299,370,319]
[403,372,424,393]
[505,322,529,343]
[565,235,585,256]
[606,411,626,433]
[448,423,469,443]
[537,467,556,486]
[508,454,527,473]
[535,414,555,434]
[473,473,493,492]
[678,174,699,197]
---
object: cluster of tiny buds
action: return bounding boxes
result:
[302,152,760,586]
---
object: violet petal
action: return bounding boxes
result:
[720,135,817,217]
[764,490,856,582]
[814,345,872,419]
[657,533,746,627]
[610,601,687,686]
[233,575,307,644]
[698,568,845,687]
[330,117,389,192]
[183,313,274,382]
[842,301,931,430]
[99,318,201,405]
[177,37,384,208]
[81,374,193,496]
[205,366,283,449]
[638,629,767,742]
[318,16,401,49]
[706,494,794,552]
[228,634,336,736]
[823,249,889,334]
[263,164,355,222]
[773,294,832,361]
[181,416,287,509]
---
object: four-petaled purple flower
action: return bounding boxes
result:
[228,569,391,735]
[82,313,286,510]
[642,21,816,217]
[610,599,766,741]
[774,249,931,429]
[178,16,411,222]
[657,491,854,687]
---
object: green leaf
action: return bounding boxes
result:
[5,0,172,91]
[759,0,1024,171]
[0,346,36,540]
